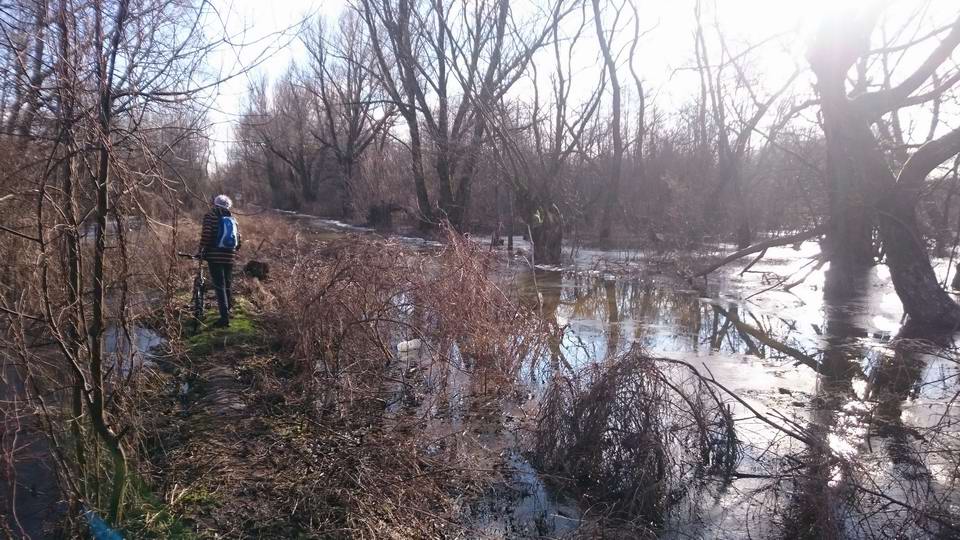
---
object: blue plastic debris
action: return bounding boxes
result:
[84,507,124,540]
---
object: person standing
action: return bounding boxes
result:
[198,195,241,327]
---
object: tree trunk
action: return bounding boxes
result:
[56,0,88,486]
[265,158,286,210]
[592,0,623,242]
[810,9,960,328]
[339,158,354,219]
[435,150,455,222]
[815,97,960,327]
[507,191,514,252]
[809,14,880,274]
[879,187,960,327]
[736,219,752,250]
[90,0,131,522]
[406,112,435,230]
[296,159,317,204]
[530,205,563,265]
[814,94,878,272]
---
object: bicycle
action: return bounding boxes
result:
[178,252,207,332]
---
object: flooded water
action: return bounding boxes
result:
[11,212,956,538]
[503,241,960,538]
[1,324,164,539]
[305,217,960,538]
[104,325,165,374]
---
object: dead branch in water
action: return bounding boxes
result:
[693,225,826,277]
[711,304,825,374]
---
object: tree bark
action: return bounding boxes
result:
[339,157,355,219]
[878,126,960,327]
[809,10,883,273]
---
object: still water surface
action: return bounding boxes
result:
[501,237,960,538]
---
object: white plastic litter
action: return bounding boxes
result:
[397,339,422,353]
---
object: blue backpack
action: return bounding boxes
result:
[217,215,239,250]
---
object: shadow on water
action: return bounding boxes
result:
[1,356,63,539]
[773,265,960,539]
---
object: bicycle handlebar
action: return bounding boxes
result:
[177,252,201,260]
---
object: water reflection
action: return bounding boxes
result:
[516,269,830,371]
[512,257,960,538]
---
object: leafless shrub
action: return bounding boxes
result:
[413,228,553,384]
[533,345,739,526]
[271,234,409,416]
[270,225,551,418]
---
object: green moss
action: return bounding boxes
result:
[130,294,264,539]
[122,474,200,539]
[185,298,260,356]
[177,487,220,509]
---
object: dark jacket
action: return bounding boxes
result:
[199,207,241,264]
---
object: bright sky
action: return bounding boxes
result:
[199,0,951,165]
[204,0,345,165]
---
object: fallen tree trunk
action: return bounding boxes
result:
[693,225,826,277]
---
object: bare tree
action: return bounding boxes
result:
[303,12,394,219]
[693,0,800,248]
[489,3,607,264]
[251,73,325,206]
[1,0,258,529]
[591,0,626,242]
[3,0,50,141]
[809,3,960,326]
[358,0,570,230]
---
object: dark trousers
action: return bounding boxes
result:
[207,262,233,321]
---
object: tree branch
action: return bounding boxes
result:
[896,124,960,192]
[856,14,960,115]
[693,225,826,277]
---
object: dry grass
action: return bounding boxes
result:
[270,225,551,419]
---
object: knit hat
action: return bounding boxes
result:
[213,195,232,209]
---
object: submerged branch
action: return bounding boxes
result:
[653,355,816,447]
